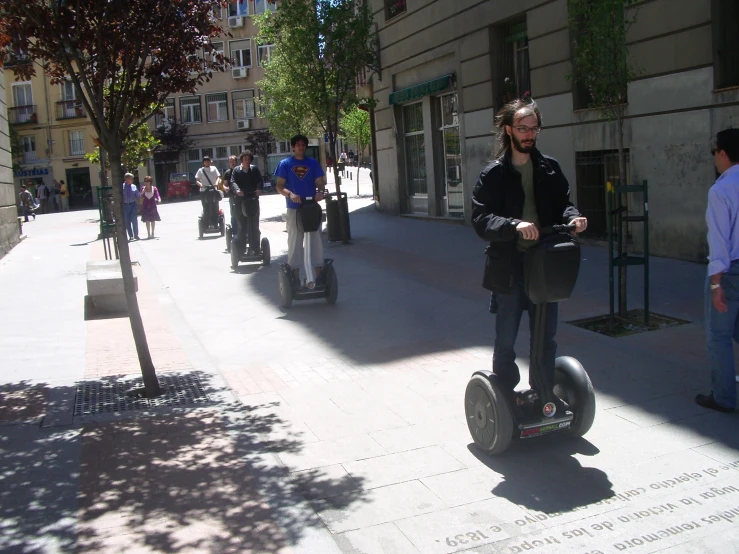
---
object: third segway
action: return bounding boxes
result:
[230,195,270,269]
[278,196,338,308]
[465,224,596,454]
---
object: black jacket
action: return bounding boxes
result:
[471,148,580,290]
[230,165,263,199]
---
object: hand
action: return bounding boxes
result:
[516,221,539,241]
[713,286,728,313]
[256,190,262,197]
[236,190,244,197]
[288,192,301,203]
[571,217,588,234]
[316,190,325,201]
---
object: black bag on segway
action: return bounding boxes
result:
[482,241,517,294]
[297,202,322,233]
[524,233,580,304]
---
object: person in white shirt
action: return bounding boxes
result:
[195,156,221,218]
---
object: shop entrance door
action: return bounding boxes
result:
[66,168,92,209]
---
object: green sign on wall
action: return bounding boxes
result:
[389,74,455,105]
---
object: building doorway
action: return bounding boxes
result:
[403,101,427,213]
[66,167,92,209]
[438,92,463,217]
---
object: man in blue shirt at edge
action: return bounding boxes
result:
[122,172,141,241]
[698,128,739,413]
[275,134,327,284]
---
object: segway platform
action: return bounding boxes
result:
[278,259,338,308]
[198,188,225,238]
[231,237,270,269]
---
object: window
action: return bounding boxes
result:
[385,0,406,20]
[228,0,249,17]
[258,44,275,66]
[11,82,34,123]
[205,41,225,62]
[403,102,426,196]
[180,96,202,124]
[575,150,631,239]
[254,0,276,15]
[57,80,84,119]
[496,19,531,105]
[155,99,176,127]
[230,39,252,67]
[206,92,228,122]
[232,89,256,119]
[22,136,36,162]
[188,149,202,178]
[214,146,229,172]
[69,130,85,156]
[713,0,739,89]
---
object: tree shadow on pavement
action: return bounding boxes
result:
[0,374,368,553]
[469,438,615,514]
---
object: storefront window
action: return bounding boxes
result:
[439,93,463,217]
[403,102,426,196]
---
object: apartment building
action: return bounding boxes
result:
[152,0,326,192]
[1,69,20,258]
[4,56,100,209]
[370,0,739,261]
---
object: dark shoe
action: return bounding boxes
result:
[134,236,140,241]
[695,393,734,413]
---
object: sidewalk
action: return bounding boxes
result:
[1,201,738,553]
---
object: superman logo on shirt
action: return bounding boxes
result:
[291,165,310,180]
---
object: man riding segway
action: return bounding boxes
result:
[230,150,264,257]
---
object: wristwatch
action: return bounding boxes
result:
[710,283,721,290]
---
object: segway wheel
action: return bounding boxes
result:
[219,217,225,236]
[325,264,338,304]
[554,356,596,437]
[261,238,270,266]
[226,225,232,252]
[465,375,514,454]
[278,268,293,308]
[230,243,239,270]
[198,218,204,239]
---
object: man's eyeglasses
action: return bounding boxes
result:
[513,125,541,135]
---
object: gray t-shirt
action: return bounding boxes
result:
[515,158,538,251]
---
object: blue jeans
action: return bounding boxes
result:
[705,261,739,409]
[493,255,558,391]
[124,202,139,239]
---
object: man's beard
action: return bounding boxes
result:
[512,134,536,154]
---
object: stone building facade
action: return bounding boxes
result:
[370,0,739,261]
[0,69,20,258]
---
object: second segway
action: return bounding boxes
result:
[278,196,338,308]
[465,224,596,454]
[198,185,225,239]
[230,195,270,268]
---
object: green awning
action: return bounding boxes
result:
[389,74,455,105]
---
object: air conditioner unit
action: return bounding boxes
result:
[228,16,244,28]
[236,119,251,130]
[232,67,248,79]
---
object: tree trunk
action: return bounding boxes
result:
[616,109,628,317]
[108,147,162,397]
[369,104,379,202]
[356,153,360,196]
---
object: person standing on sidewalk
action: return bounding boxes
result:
[471,98,587,398]
[122,172,140,241]
[36,182,50,214]
[697,128,739,413]
[230,151,263,257]
[59,180,69,212]
[275,134,327,284]
[51,179,62,211]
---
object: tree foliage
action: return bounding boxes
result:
[244,128,276,171]
[0,0,229,397]
[153,120,195,158]
[568,0,639,119]
[86,125,161,173]
[256,0,377,240]
[339,106,370,158]
[8,124,23,173]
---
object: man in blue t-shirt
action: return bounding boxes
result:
[275,134,327,283]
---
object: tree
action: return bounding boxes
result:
[1,0,228,397]
[8,124,23,174]
[244,128,276,174]
[256,0,377,242]
[339,105,371,195]
[153,120,194,159]
[568,0,639,317]
[86,124,161,174]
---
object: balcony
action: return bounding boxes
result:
[385,0,406,20]
[3,54,31,68]
[56,100,86,120]
[8,105,38,125]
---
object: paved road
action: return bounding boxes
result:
[1,168,738,553]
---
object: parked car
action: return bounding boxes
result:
[166,172,194,200]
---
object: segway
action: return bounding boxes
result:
[230,197,270,268]
[278,196,338,309]
[225,223,234,252]
[465,224,596,454]
[198,185,225,239]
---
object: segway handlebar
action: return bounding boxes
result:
[539,223,576,236]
